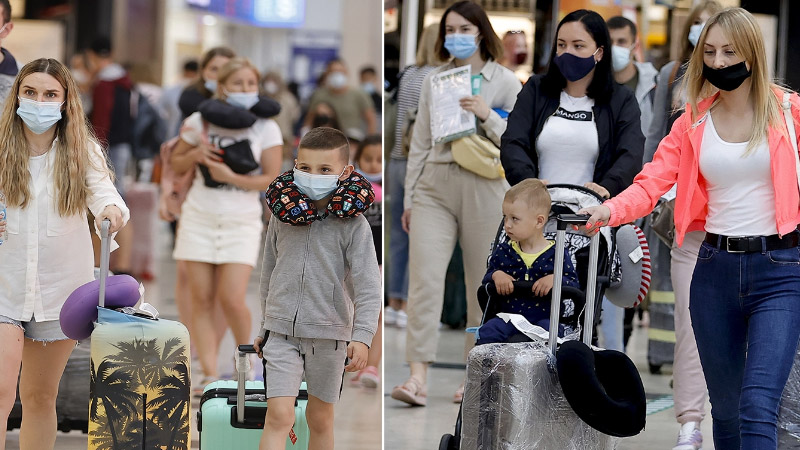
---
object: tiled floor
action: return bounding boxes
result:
[384,319,715,450]
[6,220,381,450]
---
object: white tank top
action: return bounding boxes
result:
[699,113,776,236]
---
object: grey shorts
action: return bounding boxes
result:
[0,315,70,342]
[263,332,348,404]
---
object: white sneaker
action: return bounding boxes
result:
[385,306,398,326]
[673,421,702,450]
[396,310,408,328]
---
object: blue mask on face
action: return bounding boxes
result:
[293,167,345,201]
[16,98,63,134]
[553,49,600,82]
[444,33,480,60]
[225,91,260,110]
[204,79,217,93]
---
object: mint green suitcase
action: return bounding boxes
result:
[197,346,309,449]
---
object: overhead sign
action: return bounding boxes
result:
[186,0,305,28]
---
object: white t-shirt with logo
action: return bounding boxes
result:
[536,91,599,185]
[180,111,283,215]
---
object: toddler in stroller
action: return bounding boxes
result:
[475,180,620,346]
[475,179,583,344]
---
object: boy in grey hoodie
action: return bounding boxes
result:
[253,127,381,450]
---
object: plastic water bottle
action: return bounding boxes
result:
[0,191,7,245]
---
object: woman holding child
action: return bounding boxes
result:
[581,8,800,449]
[171,57,283,389]
[392,0,522,406]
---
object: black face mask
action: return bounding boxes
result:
[702,61,752,91]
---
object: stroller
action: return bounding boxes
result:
[439,184,638,450]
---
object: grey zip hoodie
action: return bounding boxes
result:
[258,214,381,346]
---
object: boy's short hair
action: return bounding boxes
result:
[298,127,350,164]
[504,179,551,215]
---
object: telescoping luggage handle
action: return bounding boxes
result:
[550,214,600,355]
[99,219,111,308]
[236,345,257,424]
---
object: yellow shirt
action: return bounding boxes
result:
[511,240,555,271]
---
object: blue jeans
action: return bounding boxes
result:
[387,158,409,300]
[690,239,800,450]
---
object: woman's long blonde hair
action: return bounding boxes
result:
[0,58,109,216]
[685,7,782,152]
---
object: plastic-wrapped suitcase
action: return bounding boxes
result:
[198,345,310,449]
[459,216,621,450]
[88,220,191,450]
[778,342,800,448]
[126,182,159,280]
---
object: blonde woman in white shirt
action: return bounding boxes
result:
[171,58,283,387]
[0,58,128,450]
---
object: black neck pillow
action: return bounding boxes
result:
[265,170,374,226]
[197,97,281,129]
[556,340,646,437]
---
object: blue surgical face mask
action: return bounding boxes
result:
[204,79,217,93]
[688,23,705,47]
[225,91,260,110]
[553,48,600,82]
[16,97,63,134]
[444,33,480,60]
[293,166,346,201]
[611,45,632,73]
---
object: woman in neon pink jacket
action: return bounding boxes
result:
[582,8,800,450]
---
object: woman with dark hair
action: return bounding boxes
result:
[501,9,644,199]
[392,0,521,406]
[178,47,236,119]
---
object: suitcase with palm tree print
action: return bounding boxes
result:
[88,220,191,449]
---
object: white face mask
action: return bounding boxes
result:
[611,45,633,73]
[688,23,705,47]
[327,72,348,89]
[293,166,346,201]
[264,81,279,95]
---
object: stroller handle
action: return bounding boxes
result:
[482,281,584,301]
[556,214,591,230]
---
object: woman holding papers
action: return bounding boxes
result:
[392,0,521,407]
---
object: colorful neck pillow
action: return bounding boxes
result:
[266,170,375,226]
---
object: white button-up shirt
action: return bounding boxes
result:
[0,140,129,322]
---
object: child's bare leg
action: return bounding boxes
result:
[260,396,296,450]
[306,395,335,450]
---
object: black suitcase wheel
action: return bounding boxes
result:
[439,434,454,450]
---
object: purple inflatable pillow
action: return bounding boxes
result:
[59,275,140,340]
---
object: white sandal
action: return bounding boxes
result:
[391,376,427,406]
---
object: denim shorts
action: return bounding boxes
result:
[0,315,70,342]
